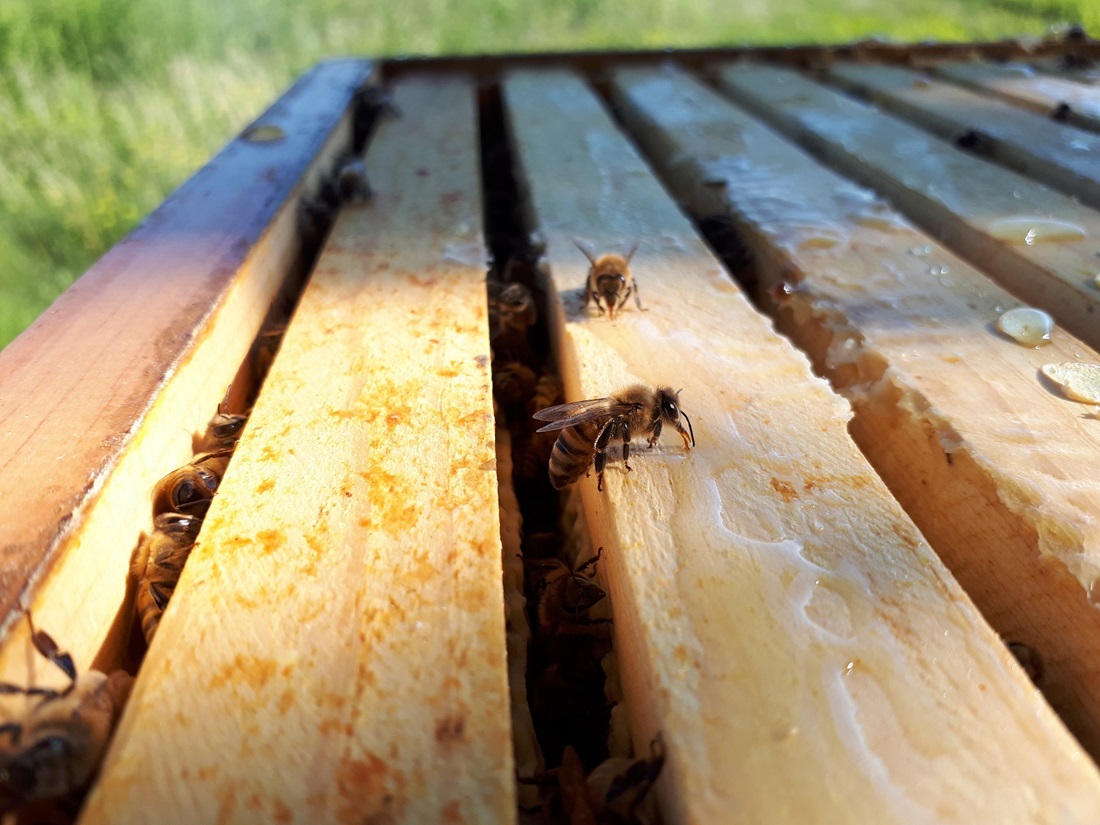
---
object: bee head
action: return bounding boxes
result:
[0,733,75,806]
[656,387,695,448]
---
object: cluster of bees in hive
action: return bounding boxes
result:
[491,244,694,824]
[0,304,297,821]
[0,91,397,817]
[0,396,247,821]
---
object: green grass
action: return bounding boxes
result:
[1,0,1094,349]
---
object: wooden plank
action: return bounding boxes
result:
[612,62,1100,769]
[713,63,1100,353]
[81,74,513,825]
[825,61,1100,210]
[504,66,1100,825]
[0,60,370,686]
[932,59,1100,133]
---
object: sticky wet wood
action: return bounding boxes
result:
[711,62,1100,353]
[824,61,1100,210]
[80,74,515,824]
[611,62,1100,775]
[501,66,1100,824]
[931,59,1100,135]
[0,59,370,688]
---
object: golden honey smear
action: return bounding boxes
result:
[1041,362,1100,403]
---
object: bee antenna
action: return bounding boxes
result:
[573,238,598,265]
[624,242,640,263]
[680,410,696,447]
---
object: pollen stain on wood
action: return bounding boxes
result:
[442,800,463,823]
[434,714,467,744]
[335,753,403,825]
[273,799,293,824]
[256,478,275,494]
[770,477,798,502]
[208,654,282,692]
[386,405,412,426]
[256,528,284,554]
[278,689,295,715]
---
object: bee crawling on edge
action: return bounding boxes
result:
[0,617,133,815]
[575,240,645,320]
[533,384,694,492]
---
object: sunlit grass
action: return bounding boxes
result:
[0,0,1093,348]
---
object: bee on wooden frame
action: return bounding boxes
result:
[533,384,695,491]
[130,512,204,644]
[193,385,249,454]
[574,734,666,824]
[151,448,234,518]
[0,618,133,814]
[527,548,611,640]
[575,241,644,320]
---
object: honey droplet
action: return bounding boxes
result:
[996,307,1054,347]
[1041,363,1100,403]
[987,217,1087,245]
[241,123,286,143]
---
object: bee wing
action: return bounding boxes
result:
[532,397,634,432]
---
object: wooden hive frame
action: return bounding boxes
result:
[3,34,1100,825]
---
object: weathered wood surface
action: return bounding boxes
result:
[713,63,1100,353]
[504,66,1100,824]
[932,59,1100,134]
[81,74,515,825]
[0,59,370,687]
[825,61,1100,210]
[613,62,1100,769]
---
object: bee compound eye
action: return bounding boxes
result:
[173,480,197,505]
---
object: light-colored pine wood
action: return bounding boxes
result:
[612,62,1100,766]
[0,59,370,689]
[932,59,1100,134]
[504,65,1100,825]
[825,61,1100,210]
[713,62,1100,353]
[80,74,514,825]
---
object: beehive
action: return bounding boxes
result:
[3,34,1100,824]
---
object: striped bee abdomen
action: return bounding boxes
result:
[548,420,601,490]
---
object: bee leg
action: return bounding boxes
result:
[621,424,632,473]
[648,419,662,448]
[593,416,625,492]
[633,280,647,311]
[26,615,77,689]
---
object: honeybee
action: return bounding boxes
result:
[1007,641,1043,685]
[193,386,249,454]
[533,385,695,491]
[0,620,133,814]
[151,448,233,518]
[575,241,644,320]
[488,282,537,341]
[529,549,611,639]
[527,373,564,421]
[528,736,665,825]
[584,734,666,824]
[130,513,204,644]
[492,361,538,418]
[333,156,371,206]
[298,154,372,243]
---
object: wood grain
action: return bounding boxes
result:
[80,73,514,825]
[0,59,370,687]
[504,64,1100,824]
[932,59,1100,134]
[825,61,1100,210]
[713,62,1100,353]
[612,61,1100,767]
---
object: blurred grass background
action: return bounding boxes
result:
[0,0,1095,349]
